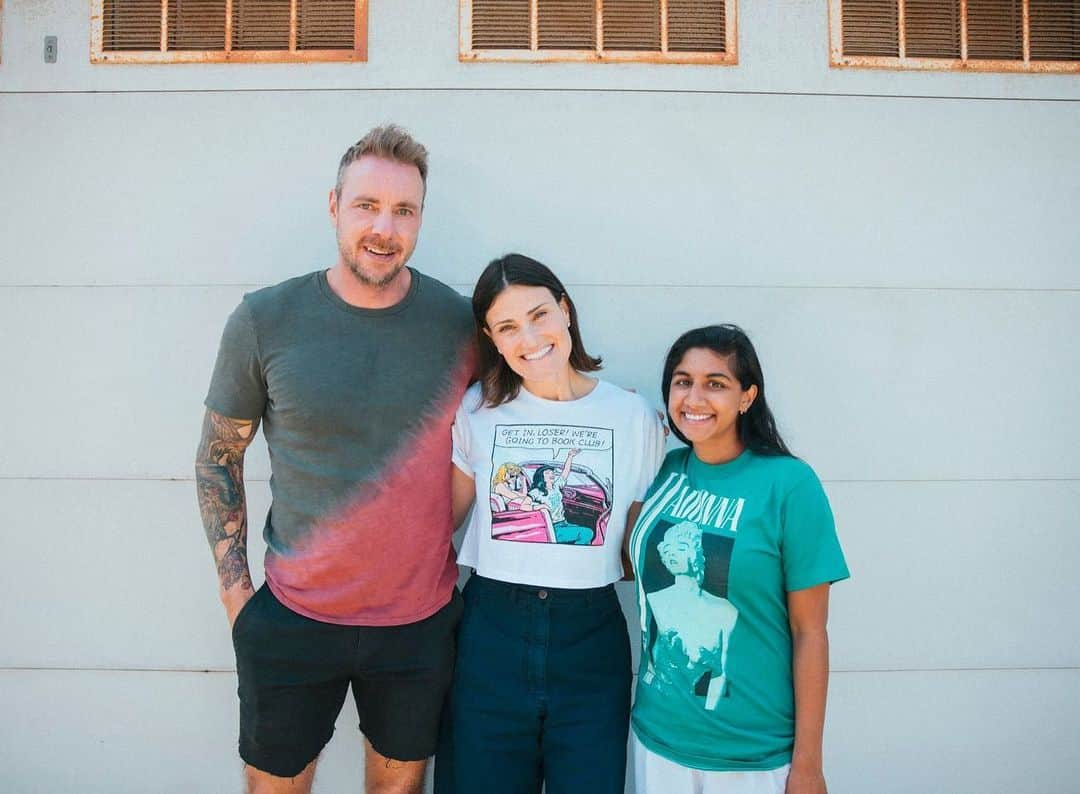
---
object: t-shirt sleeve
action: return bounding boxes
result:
[204,300,266,420]
[633,405,668,501]
[781,471,850,592]
[451,396,473,475]
[643,448,683,502]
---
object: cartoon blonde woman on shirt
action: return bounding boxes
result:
[644,520,738,711]
[492,462,535,510]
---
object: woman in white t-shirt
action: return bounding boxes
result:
[434,253,665,794]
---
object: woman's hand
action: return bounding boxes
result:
[785,763,826,794]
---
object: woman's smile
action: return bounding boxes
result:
[522,344,554,361]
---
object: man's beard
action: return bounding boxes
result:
[339,237,406,288]
[343,254,403,288]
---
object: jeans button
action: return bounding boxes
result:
[538,590,548,600]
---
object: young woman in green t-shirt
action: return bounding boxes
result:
[628,325,849,794]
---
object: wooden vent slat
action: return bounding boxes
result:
[232,0,291,50]
[168,0,226,50]
[603,0,661,51]
[967,0,1023,59]
[668,0,725,52]
[471,0,531,49]
[841,0,899,56]
[298,0,355,49]
[537,0,596,50]
[103,0,163,51]
[904,0,960,58]
[1030,0,1080,60]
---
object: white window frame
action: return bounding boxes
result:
[460,0,738,65]
[91,0,368,64]
[828,0,1080,72]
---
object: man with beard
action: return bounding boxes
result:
[196,125,474,794]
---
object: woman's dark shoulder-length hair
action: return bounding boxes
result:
[472,253,602,407]
[530,464,555,495]
[661,324,793,457]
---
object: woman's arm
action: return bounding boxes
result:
[786,583,832,794]
[558,448,579,481]
[451,464,477,530]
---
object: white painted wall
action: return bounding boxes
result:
[1,1,1077,791]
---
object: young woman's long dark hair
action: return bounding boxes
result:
[662,324,793,457]
[472,253,602,407]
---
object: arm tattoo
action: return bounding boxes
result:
[195,410,260,593]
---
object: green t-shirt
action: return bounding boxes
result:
[629,447,849,771]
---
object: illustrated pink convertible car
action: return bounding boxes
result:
[490,462,612,545]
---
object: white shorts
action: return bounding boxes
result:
[632,733,791,794]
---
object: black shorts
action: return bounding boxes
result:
[232,583,463,778]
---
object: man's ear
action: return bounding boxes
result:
[328,188,338,228]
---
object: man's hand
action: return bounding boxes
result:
[223,586,255,629]
[195,408,260,628]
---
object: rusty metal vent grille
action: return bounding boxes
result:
[231,0,290,50]
[103,0,163,51]
[967,0,1023,59]
[465,0,733,61]
[604,0,661,51]
[94,0,364,60]
[905,0,960,58]
[841,0,899,56]
[298,0,356,49]
[168,0,226,50]
[471,0,531,49]
[669,0,726,52]
[537,0,596,49]
[833,0,1080,69]
[1030,0,1080,59]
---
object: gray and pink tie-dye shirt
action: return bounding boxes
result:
[205,268,475,625]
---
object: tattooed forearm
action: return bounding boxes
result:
[196,410,260,593]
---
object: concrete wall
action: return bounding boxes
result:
[1,1,1077,791]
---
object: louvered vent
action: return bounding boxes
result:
[103,0,162,51]
[298,0,355,49]
[967,0,1023,59]
[841,0,899,56]
[1030,0,1080,60]
[168,0,226,50]
[537,0,596,50]
[232,0,291,50]
[905,0,960,58]
[471,0,531,48]
[604,0,661,51]
[668,0,725,52]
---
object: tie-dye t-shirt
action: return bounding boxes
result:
[629,447,849,771]
[205,269,475,626]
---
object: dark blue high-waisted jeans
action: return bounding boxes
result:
[434,574,632,794]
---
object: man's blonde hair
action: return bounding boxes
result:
[335,124,429,199]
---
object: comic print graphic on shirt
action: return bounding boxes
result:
[635,472,744,711]
[488,423,614,546]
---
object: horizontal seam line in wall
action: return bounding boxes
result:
[1,476,1077,484]
[2,665,1078,674]
[1,87,1078,103]
[2,283,1080,293]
